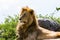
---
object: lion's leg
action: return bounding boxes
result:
[38,26,60,39]
[16,22,25,40]
[44,32,60,39]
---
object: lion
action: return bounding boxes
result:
[16,6,60,40]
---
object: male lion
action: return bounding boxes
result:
[16,6,60,40]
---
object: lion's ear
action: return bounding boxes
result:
[22,8,27,11]
[29,9,34,15]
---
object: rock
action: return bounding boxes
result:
[38,19,60,31]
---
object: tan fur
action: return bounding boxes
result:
[16,6,60,40]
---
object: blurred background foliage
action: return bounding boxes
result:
[0,15,19,40]
[0,7,60,40]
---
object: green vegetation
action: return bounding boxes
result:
[38,14,60,24]
[0,7,60,40]
[0,15,19,40]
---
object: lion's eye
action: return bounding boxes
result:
[29,10,34,15]
[24,13,26,16]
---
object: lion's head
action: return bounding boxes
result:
[19,6,36,27]
[16,7,37,40]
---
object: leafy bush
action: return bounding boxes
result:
[0,15,19,40]
[38,14,60,24]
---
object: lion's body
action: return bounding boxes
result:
[16,6,60,40]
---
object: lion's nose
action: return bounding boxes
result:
[19,16,22,20]
[19,18,21,20]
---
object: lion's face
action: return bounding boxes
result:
[19,7,34,26]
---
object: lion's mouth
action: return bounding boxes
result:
[23,21,27,23]
[20,20,27,23]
